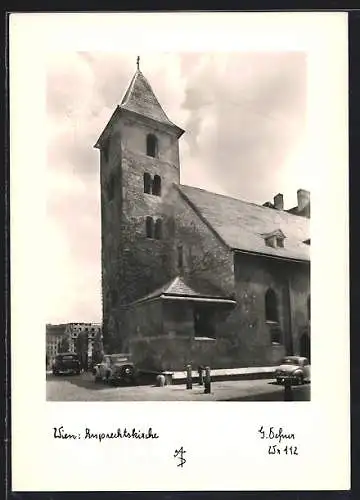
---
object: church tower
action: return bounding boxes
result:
[95,58,184,351]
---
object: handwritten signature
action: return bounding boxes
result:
[174,447,187,467]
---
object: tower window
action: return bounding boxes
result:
[110,290,118,307]
[146,216,154,238]
[265,288,278,323]
[152,175,162,196]
[107,174,115,201]
[307,295,310,321]
[143,172,152,194]
[146,134,158,158]
[102,137,110,162]
[177,244,183,270]
[154,219,163,240]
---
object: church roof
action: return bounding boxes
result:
[178,185,310,262]
[127,276,235,306]
[120,69,183,132]
[164,276,231,299]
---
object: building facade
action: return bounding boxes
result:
[65,323,102,358]
[46,323,102,368]
[46,324,68,367]
[95,64,310,371]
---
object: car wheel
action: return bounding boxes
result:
[298,374,304,385]
[122,367,135,385]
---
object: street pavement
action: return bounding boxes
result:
[46,372,310,402]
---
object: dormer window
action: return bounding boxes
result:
[263,229,286,249]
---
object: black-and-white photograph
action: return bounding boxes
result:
[11,12,350,492]
[46,52,311,402]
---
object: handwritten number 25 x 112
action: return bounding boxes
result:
[257,426,299,456]
[174,447,187,467]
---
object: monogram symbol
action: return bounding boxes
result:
[174,446,187,467]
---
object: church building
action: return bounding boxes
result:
[95,60,310,371]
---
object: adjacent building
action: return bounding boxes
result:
[46,323,68,367]
[65,322,102,357]
[95,63,310,371]
[46,322,102,368]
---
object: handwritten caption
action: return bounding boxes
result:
[257,426,299,456]
[53,426,159,443]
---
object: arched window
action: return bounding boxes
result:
[145,216,154,238]
[307,295,311,321]
[154,219,162,240]
[270,326,282,344]
[146,134,158,158]
[265,288,278,322]
[177,244,183,270]
[143,172,152,194]
[107,174,115,201]
[102,137,110,162]
[152,175,162,196]
[110,290,118,307]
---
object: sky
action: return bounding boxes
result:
[46,51,309,323]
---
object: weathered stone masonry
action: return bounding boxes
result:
[95,64,311,369]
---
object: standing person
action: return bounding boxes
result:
[284,380,293,401]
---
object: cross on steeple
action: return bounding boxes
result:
[136,56,140,70]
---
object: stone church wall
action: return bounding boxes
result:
[172,188,235,297]
[100,115,181,351]
[203,252,310,368]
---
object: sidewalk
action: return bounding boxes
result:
[47,375,310,402]
[170,366,275,384]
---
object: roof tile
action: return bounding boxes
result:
[128,276,232,306]
[120,70,179,129]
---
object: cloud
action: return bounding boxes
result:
[179,52,306,203]
[46,52,307,322]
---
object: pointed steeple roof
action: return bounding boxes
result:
[94,62,184,149]
[120,68,179,129]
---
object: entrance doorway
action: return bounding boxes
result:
[300,332,310,361]
[193,304,215,338]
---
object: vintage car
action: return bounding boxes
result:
[52,353,81,375]
[274,356,311,385]
[93,354,138,385]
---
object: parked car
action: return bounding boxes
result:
[52,353,81,375]
[274,356,311,385]
[93,354,138,385]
